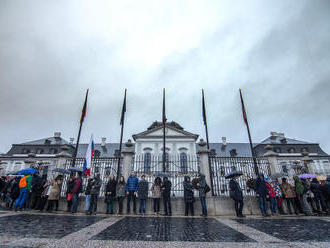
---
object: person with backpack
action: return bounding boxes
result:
[71,172,83,214]
[14,174,32,211]
[196,174,209,217]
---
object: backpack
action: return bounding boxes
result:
[205,184,211,193]
[19,176,27,188]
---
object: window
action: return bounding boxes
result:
[180,152,188,173]
[36,148,44,154]
[301,147,309,153]
[144,152,151,173]
[288,148,295,153]
[210,149,216,156]
[274,147,281,153]
[22,148,30,154]
[49,148,58,154]
[94,150,101,158]
[230,149,237,157]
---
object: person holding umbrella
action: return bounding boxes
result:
[228,171,245,218]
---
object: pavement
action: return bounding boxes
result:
[0,210,329,248]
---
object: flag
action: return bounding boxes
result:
[239,89,248,125]
[83,134,94,176]
[80,89,89,124]
[202,89,207,125]
[120,89,127,126]
[162,88,167,124]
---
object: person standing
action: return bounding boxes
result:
[229,176,245,217]
[183,176,195,216]
[84,178,92,215]
[161,177,172,216]
[89,173,102,215]
[14,174,32,211]
[126,171,138,214]
[197,174,208,217]
[47,175,63,212]
[265,177,277,216]
[137,175,148,215]
[280,178,298,215]
[116,176,126,215]
[105,175,117,214]
[294,176,313,216]
[255,174,270,217]
[66,175,75,212]
[71,172,83,214]
[310,178,327,214]
[151,177,162,215]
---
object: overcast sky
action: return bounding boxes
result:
[0,0,330,154]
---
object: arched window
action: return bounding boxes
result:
[180,152,187,173]
[144,152,151,173]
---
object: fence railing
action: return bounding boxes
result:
[132,154,200,197]
[210,156,270,196]
[61,157,120,197]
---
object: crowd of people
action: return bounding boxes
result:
[229,173,330,218]
[1,171,329,218]
[0,171,210,217]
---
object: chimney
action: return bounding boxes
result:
[222,137,227,146]
[54,132,61,138]
[69,138,74,144]
[101,137,106,147]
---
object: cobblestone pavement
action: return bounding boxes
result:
[0,210,329,248]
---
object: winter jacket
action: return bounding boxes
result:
[126,176,138,192]
[72,177,82,194]
[229,178,243,201]
[116,182,126,197]
[138,180,149,199]
[294,176,304,195]
[183,177,195,203]
[90,178,102,195]
[151,183,161,198]
[105,179,117,197]
[280,181,296,198]
[325,176,330,199]
[197,174,207,198]
[254,177,268,196]
[265,182,276,198]
[66,179,75,194]
[48,179,62,200]
[19,175,32,191]
[85,179,92,195]
[310,180,322,198]
[161,180,172,199]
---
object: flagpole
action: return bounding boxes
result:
[202,89,215,196]
[72,89,89,168]
[117,89,127,181]
[162,88,166,173]
[239,89,259,176]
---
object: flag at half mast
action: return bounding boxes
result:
[83,134,94,176]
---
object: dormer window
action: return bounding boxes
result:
[288,148,295,153]
[36,148,44,154]
[49,148,58,154]
[44,139,51,145]
[230,149,237,157]
[22,148,30,154]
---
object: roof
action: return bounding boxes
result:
[258,136,310,145]
[196,143,256,157]
[76,143,135,158]
[19,137,70,146]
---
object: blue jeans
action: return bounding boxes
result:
[139,199,146,214]
[269,197,277,214]
[200,197,207,216]
[85,195,91,211]
[259,196,267,213]
[72,193,79,213]
[14,188,29,209]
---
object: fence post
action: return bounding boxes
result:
[122,139,135,180]
[263,145,280,175]
[197,139,212,192]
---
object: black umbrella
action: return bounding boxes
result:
[68,167,83,173]
[52,168,70,174]
[225,171,243,179]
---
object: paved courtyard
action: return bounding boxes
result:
[0,210,329,248]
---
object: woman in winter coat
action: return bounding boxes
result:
[116,176,126,215]
[183,176,195,216]
[66,175,75,212]
[151,177,162,215]
[105,175,117,214]
[265,177,277,215]
[280,178,298,215]
[47,175,63,212]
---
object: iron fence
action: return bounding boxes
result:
[132,154,200,197]
[210,156,270,196]
[61,157,120,197]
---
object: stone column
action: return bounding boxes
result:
[122,139,135,180]
[197,139,212,188]
[55,146,72,170]
[263,145,280,176]
[301,151,314,174]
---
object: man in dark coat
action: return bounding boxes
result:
[105,175,117,214]
[183,176,195,216]
[89,173,102,215]
[197,174,208,217]
[310,178,327,213]
[255,174,270,217]
[229,176,245,217]
[137,175,148,215]
[161,177,172,216]
[71,172,82,214]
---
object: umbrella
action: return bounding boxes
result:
[17,168,38,175]
[68,167,83,173]
[270,172,285,178]
[225,171,243,179]
[52,168,70,174]
[298,174,316,179]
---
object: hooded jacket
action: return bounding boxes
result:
[183,176,195,203]
[294,176,304,195]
